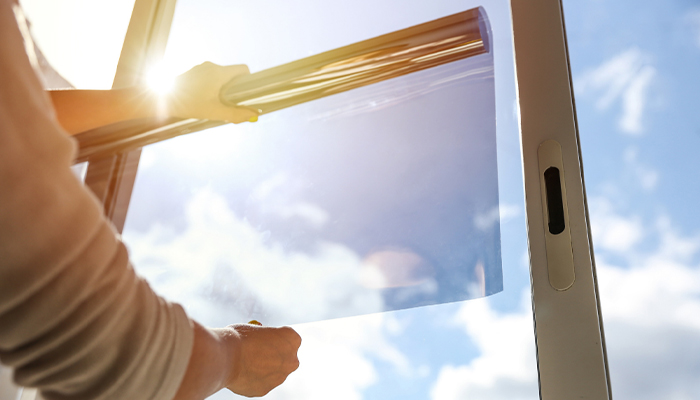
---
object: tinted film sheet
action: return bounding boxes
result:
[123,8,501,327]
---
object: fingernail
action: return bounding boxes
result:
[248,320,262,326]
[249,115,258,123]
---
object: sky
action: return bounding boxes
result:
[16,0,700,399]
[562,0,700,398]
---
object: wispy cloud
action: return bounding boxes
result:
[623,148,659,191]
[473,203,521,231]
[249,172,330,229]
[687,9,700,48]
[589,197,645,253]
[576,48,656,134]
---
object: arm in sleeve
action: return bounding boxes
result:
[0,1,194,399]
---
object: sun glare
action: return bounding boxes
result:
[145,63,176,95]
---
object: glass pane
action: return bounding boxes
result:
[18,0,136,89]
[123,0,539,398]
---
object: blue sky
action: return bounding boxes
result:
[18,0,700,398]
[567,0,700,229]
[562,0,700,398]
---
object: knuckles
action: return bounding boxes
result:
[278,326,302,346]
[289,357,300,372]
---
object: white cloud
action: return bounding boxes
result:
[474,203,521,231]
[359,249,436,289]
[637,170,659,191]
[591,201,700,329]
[584,208,700,398]
[653,217,700,263]
[124,187,383,327]
[589,197,645,253]
[576,48,656,135]
[432,203,700,399]
[622,147,659,191]
[430,292,538,400]
[249,172,330,229]
[594,214,700,399]
[275,202,329,228]
[618,65,655,133]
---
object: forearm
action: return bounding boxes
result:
[172,322,233,400]
[48,87,158,135]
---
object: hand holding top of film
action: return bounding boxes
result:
[165,62,259,124]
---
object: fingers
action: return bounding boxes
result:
[275,326,301,375]
[195,61,249,74]
[224,324,301,397]
[195,62,250,80]
[222,64,250,75]
[229,106,260,124]
[278,326,302,348]
[287,355,300,374]
[166,61,259,123]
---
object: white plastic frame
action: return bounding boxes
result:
[512,0,612,398]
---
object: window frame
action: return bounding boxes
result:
[83,0,178,233]
[512,0,611,397]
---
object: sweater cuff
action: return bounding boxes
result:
[153,304,194,400]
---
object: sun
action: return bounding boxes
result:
[144,62,177,95]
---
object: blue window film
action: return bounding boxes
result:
[122,0,539,398]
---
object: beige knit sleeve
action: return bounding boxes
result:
[0,1,194,399]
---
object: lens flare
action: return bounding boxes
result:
[145,63,176,95]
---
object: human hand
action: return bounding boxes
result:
[165,62,259,123]
[216,324,301,397]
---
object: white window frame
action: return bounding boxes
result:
[512,0,611,397]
